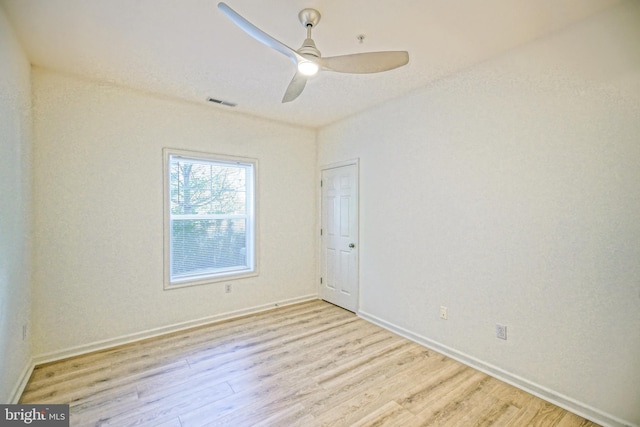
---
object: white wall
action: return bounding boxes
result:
[31,69,317,358]
[318,2,640,426]
[0,6,32,402]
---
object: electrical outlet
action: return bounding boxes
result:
[439,306,448,320]
[225,283,232,293]
[496,324,507,340]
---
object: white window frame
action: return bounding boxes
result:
[163,148,258,290]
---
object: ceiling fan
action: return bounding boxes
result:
[217,2,410,103]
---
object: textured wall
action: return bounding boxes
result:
[31,69,318,358]
[318,2,640,425]
[0,6,32,403]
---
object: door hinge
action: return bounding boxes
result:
[320,228,323,236]
[320,277,323,284]
[320,179,323,187]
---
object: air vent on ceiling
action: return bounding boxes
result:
[207,97,237,107]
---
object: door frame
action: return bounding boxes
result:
[319,158,360,313]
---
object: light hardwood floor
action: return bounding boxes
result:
[20,300,599,427]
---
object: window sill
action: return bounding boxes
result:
[164,270,258,290]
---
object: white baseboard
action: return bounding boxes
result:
[358,309,636,427]
[10,358,35,403]
[33,294,318,366]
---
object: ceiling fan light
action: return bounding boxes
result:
[298,61,319,76]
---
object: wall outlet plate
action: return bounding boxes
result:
[439,306,448,320]
[496,324,507,340]
[225,284,232,293]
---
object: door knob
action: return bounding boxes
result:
[349,243,356,248]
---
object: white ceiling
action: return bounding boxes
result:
[1,0,621,128]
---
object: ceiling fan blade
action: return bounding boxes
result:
[218,2,304,65]
[282,72,307,103]
[320,51,409,74]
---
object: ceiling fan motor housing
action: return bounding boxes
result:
[298,38,321,58]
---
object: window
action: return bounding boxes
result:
[164,149,257,289]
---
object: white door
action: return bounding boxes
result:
[321,163,359,312]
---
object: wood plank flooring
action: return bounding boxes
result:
[20,300,599,427]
